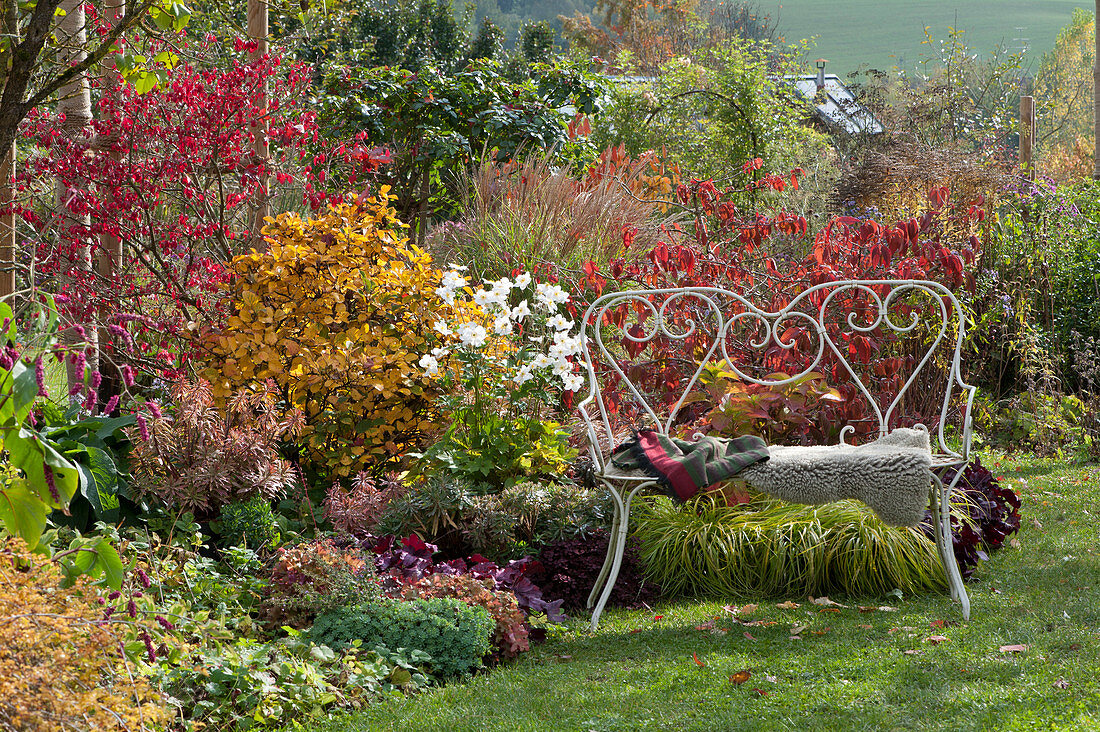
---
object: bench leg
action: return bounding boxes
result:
[587,488,622,611]
[931,470,971,621]
[590,481,651,632]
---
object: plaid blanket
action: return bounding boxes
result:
[610,430,770,501]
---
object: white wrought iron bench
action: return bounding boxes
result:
[576,280,976,631]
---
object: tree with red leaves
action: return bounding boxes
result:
[14,36,387,393]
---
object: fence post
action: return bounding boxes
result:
[1019,95,1035,179]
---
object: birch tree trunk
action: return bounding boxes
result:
[55,0,97,392]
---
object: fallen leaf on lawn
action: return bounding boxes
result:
[710,628,729,636]
[629,629,643,634]
[729,670,751,685]
[744,632,756,640]
[790,624,808,635]
[695,620,716,631]
[818,608,841,614]
[789,635,802,641]
[999,644,1028,653]
[776,601,801,610]
[737,603,758,617]
[811,628,830,636]
[765,675,778,683]
[1053,679,1071,689]
[692,652,706,667]
[740,620,778,627]
[1008,537,1021,548]
[721,605,739,614]
[754,689,769,696]
[554,654,573,661]
[857,606,898,613]
[858,624,873,630]
[810,596,847,607]
[903,650,921,655]
[1031,518,1043,529]
[926,635,949,645]
[653,615,664,621]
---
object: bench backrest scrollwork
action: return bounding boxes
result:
[576,280,977,471]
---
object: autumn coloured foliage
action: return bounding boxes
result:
[570,170,987,442]
[0,540,169,731]
[200,190,473,477]
[16,38,387,379]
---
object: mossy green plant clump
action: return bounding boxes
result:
[631,492,945,599]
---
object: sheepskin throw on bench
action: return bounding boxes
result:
[611,427,933,527]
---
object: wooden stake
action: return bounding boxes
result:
[1020,95,1035,178]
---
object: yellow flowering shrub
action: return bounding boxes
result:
[0,539,170,731]
[201,188,474,478]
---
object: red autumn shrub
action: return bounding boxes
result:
[15,36,387,383]
[564,165,986,444]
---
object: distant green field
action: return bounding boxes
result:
[753,0,1093,76]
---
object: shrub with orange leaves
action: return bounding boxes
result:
[0,539,170,731]
[199,188,477,478]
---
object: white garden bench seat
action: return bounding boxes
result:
[576,280,976,631]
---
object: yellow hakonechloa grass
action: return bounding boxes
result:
[0,540,170,731]
[202,188,477,478]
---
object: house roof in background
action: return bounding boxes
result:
[789,74,884,135]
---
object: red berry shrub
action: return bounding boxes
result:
[15,36,387,381]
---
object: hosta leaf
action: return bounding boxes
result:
[74,445,121,521]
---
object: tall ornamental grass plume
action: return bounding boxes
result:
[434,148,686,277]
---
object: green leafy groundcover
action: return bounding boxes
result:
[309,597,494,679]
[631,492,945,598]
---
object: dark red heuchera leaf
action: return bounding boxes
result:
[364,536,566,622]
[530,532,660,611]
[919,457,1022,579]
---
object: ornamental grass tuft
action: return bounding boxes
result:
[631,492,945,598]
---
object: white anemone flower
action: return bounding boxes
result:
[433,321,452,336]
[530,353,555,370]
[535,283,570,311]
[493,315,513,336]
[514,272,532,289]
[546,313,572,331]
[440,270,467,291]
[514,364,535,385]
[510,300,531,322]
[418,354,440,376]
[434,286,456,305]
[457,322,488,347]
[561,372,585,392]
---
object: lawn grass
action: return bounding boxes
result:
[307,455,1100,731]
[750,1,1092,75]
